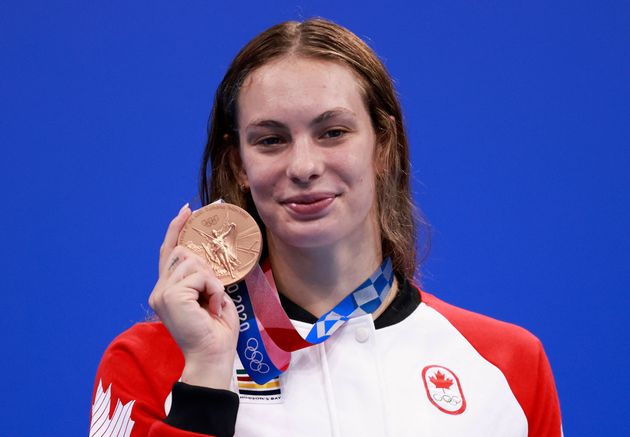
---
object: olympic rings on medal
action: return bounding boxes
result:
[244,338,270,374]
[432,393,462,404]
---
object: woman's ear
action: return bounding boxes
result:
[228,146,249,191]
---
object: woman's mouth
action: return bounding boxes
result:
[281,193,337,217]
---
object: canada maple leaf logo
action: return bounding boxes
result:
[429,370,454,390]
[90,380,135,437]
[422,365,466,415]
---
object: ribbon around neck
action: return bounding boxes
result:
[225,258,395,384]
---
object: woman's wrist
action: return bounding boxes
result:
[181,353,235,390]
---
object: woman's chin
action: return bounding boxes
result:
[268,220,342,250]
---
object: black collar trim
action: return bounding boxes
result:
[278,276,421,329]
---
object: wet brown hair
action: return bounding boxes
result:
[199,18,430,281]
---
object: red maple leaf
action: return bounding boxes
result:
[429,370,454,390]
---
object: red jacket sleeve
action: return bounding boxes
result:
[421,291,563,437]
[89,322,215,436]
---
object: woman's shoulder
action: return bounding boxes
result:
[93,321,184,407]
[90,323,189,435]
[97,321,184,377]
[112,320,174,340]
[419,290,544,357]
[418,289,561,433]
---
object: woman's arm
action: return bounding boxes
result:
[90,322,239,437]
[90,204,241,436]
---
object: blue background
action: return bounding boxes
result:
[1,1,628,435]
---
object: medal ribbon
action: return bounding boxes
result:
[226,257,394,384]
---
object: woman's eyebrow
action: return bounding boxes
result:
[245,108,356,131]
[246,119,287,130]
[310,108,356,126]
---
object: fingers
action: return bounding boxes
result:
[162,245,212,279]
[208,289,232,319]
[151,247,208,307]
[166,255,196,282]
[159,203,192,273]
[178,272,225,303]
[150,270,224,315]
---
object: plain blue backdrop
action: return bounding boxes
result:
[1,1,628,435]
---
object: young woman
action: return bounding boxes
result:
[91,18,562,437]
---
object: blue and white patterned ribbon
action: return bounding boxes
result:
[226,258,395,384]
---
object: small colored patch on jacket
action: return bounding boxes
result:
[236,369,282,403]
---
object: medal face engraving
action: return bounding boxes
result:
[178,203,262,285]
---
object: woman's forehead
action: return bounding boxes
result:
[237,56,368,126]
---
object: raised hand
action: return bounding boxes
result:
[149,204,239,389]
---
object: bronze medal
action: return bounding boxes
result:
[178,202,262,286]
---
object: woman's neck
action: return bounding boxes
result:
[267,227,385,318]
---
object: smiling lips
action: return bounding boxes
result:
[281,193,337,216]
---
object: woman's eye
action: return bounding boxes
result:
[257,136,283,146]
[322,129,346,139]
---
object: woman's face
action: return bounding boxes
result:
[235,56,380,250]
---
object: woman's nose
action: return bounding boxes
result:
[285,137,323,184]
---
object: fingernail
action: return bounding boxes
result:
[178,203,190,215]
